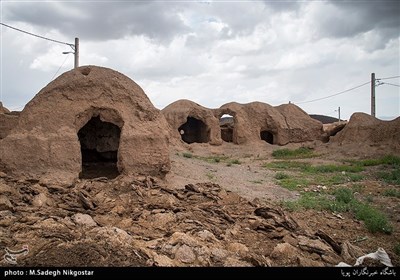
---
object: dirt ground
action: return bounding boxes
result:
[0,141,399,267]
[166,141,400,266]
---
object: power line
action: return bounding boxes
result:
[379,75,400,80]
[0,22,74,48]
[294,81,370,105]
[50,54,71,82]
[382,82,400,88]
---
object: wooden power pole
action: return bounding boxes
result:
[74,37,79,69]
[371,73,375,117]
[338,106,341,122]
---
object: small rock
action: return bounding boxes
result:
[32,193,48,207]
[283,234,298,247]
[227,242,249,255]
[223,257,252,267]
[271,242,299,260]
[72,213,97,227]
[211,248,229,262]
[112,205,125,216]
[0,171,7,177]
[152,212,175,228]
[0,210,15,227]
[0,195,13,211]
[197,230,216,241]
[297,256,325,267]
[153,253,174,267]
[169,232,200,247]
[298,235,335,255]
[175,244,196,264]
[0,182,14,194]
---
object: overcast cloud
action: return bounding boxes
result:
[1,0,399,119]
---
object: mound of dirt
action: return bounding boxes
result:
[331,113,400,150]
[0,175,369,267]
[0,66,170,185]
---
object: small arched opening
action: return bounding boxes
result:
[260,130,274,144]
[178,117,210,144]
[220,114,234,143]
[78,116,121,179]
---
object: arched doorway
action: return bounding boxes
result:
[220,114,234,143]
[78,116,121,179]
[260,130,274,144]
[178,117,210,144]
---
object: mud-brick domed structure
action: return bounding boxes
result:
[162,99,324,146]
[0,66,170,184]
[162,100,222,145]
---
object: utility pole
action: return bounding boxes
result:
[74,37,79,69]
[371,73,375,117]
[338,106,341,122]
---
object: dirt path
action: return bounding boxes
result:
[166,143,299,203]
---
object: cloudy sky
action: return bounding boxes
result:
[1,0,399,120]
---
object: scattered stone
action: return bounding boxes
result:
[223,257,252,267]
[32,193,48,207]
[72,213,97,227]
[0,195,13,211]
[298,236,335,256]
[271,242,299,260]
[297,256,325,267]
[197,230,216,241]
[227,242,249,256]
[169,232,200,247]
[211,248,229,262]
[153,254,174,267]
[175,244,196,264]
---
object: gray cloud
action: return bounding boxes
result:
[4,1,188,42]
[1,1,399,120]
[318,1,400,42]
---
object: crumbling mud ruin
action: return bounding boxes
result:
[0,66,399,267]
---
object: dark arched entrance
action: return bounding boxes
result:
[78,116,121,179]
[220,114,234,143]
[178,117,209,144]
[260,130,274,144]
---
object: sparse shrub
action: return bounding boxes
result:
[383,188,400,198]
[353,203,393,234]
[334,188,354,204]
[272,147,314,159]
[355,155,400,167]
[183,152,193,158]
[379,169,400,185]
[206,172,215,180]
[230,159,241,165]
[307,164,364,174]
[264,161,311,170]
[366,195,374,203]
[275,172,290,180]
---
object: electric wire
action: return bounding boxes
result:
[294,81,370,105]
[0,22,74,48]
